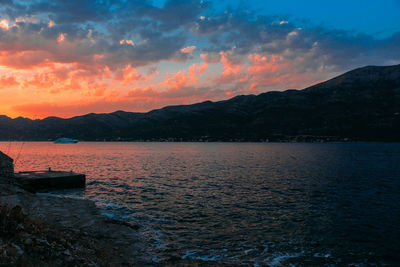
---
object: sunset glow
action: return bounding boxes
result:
[0,0,399,118]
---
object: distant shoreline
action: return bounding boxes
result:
[1,139,399,143]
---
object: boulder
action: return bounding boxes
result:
[0,151,14,179]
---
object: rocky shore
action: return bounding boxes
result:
[0,179,240,267]
[0,179,152,266]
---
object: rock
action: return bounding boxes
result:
[105,218,140,230]
[0,182,152,266]
[36,238,50,246]
[63,249,71,256]
[20,232,32,238]
[12,244,24,255]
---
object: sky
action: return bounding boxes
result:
[0,0,399,119]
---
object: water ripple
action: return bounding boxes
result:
[8,141,400,265]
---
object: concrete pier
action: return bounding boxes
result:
[14,171,86,192]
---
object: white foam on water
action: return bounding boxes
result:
[103,212,115,219]
[245,248,258,255]
[182,250,201,259]
[198,255,216,261]
[265,253,303,266]
[314,252,331,258]
[181,250,218,261]
[36,192,64,198]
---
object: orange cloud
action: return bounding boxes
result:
[248,82,258,93]
[181,46,196,54]
[0,76,18,88]
[0,51,53,69]
[24,72,56,89]
[159,62,207,90]
[161,69,197,90]
[57,33,66,43]
[0,19,9,30]
[214,51,245,84]
[211,51,330,99]
[248,54,283,75]
[246,53,332,90]
[197,55,208,73]
[125,86,159,99]
[114,65,144,85]
[120,40,135,46]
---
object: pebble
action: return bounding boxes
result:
[24,238,33,245]
[12,244,24,255]
[36,238,50,246]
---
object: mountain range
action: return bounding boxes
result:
[1,64,400,142]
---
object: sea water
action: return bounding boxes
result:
[4,142,400,265]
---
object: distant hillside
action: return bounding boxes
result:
[1,64,400,141]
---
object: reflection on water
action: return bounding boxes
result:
[3,142,400,265]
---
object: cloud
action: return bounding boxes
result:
[181,45,196,54]
[0,1,193,70]
[25,0,114,24]
[2,0,397,72]
[140,0,210,31]
[0,75,18,88]
[1,0,400,118]
[0,19,9,30]
[194,6,400,71]
[214,50,246,84]
[114,65,147,86]
[57,33,65,43]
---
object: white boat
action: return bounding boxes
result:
[54,138,79,144]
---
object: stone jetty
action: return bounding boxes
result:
[15,170,86,192]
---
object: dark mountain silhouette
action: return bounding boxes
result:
[1,64,400,141]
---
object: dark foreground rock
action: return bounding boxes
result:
[0,181,151,266]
